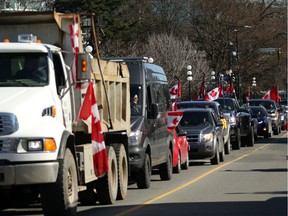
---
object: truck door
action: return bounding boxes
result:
[52,52,74,132]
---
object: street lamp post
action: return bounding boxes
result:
[187,65,193,100]
[252,77,257,98]
[211,70,216,87]
[228,25,252,99]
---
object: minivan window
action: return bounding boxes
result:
[130,85,143,116]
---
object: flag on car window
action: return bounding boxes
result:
[262,85,278,102]
[203,86,223,101]
[167,111,183,131]
[169,82,182,99]
[79,82,109,177]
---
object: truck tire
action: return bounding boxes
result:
[173,151,181,174]
[136,153,151,189]
[40,148,78,216]
[232,128,241,150]
[159,149,173,181]
[111,143,128,200]
[224,136,231,155]
[96,146,118,204]
[181,152,189,170]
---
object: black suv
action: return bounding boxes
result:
[216,98,255,149]
[249,99,281,135]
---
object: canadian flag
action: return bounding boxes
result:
[225,76,235,93]
[69,18,80,88]
[169,82,182,99]
[195,80,205,100]
[167,111,183,131]
[172,101,178,111]
[203,86,223,101]
[79,82,109,177]
[262,86,278,101]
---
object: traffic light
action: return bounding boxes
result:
[233,75,236,83]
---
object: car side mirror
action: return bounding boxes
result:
[148,103,159,119]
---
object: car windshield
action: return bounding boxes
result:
[216,99,235,111]
[180,111,212,127]
[0,53,48,86]
[249,101,276,111]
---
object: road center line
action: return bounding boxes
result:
[116,143,270,216]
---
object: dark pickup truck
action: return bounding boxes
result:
[216,98,255,149]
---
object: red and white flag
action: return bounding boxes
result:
[196,79,205,100]
[169,82,182,99]
[203,86,223,101]
[79,82,109,177]
[167,111,183,131]
[262,86,278,101]
[225,75,235,93]
[172,101,178,111]
[69,18,80,88]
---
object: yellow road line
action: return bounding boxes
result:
[116,143,271,216]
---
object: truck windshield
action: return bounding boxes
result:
[130,85,143,116]
[0,53,48,86]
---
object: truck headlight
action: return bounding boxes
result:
[28,140,43,151]
[229,116,236,125]
[18,138,57,152]
[129,130,142,145]
[202,133,213,142]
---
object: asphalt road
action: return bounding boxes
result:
[1,132,287,216]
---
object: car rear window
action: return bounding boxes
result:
[180,111,212,127]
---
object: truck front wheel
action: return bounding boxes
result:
[40,148,78,216]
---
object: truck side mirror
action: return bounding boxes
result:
[148,103,159,119]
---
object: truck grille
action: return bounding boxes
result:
[0,113,19,135]
[186,134,199,143]
[0,139,13,152]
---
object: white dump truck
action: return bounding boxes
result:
[0,11,130,215]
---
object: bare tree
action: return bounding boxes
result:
[133,33,210,100]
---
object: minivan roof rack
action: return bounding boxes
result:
[102,57,153,63]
